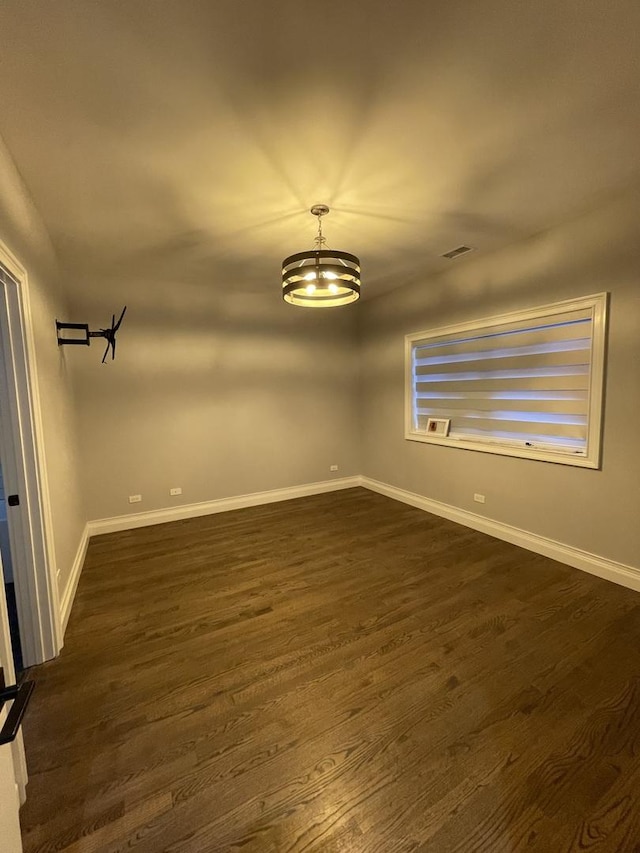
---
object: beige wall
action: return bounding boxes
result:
[68,280,360,521]
[359,189,640,568]
[0,133,86,597]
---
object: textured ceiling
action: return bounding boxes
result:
[0,0,639,301]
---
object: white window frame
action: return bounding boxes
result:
[405,293,608,468]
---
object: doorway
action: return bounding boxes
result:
[0,246,61,668]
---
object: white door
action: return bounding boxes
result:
[0,571,23,852]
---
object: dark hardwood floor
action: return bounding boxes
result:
[19,487,640,852]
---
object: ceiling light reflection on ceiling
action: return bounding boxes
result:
[282,205,361,308]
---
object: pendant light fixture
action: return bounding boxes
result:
[282,205,361,307]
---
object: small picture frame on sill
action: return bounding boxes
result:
[425,417,451,437]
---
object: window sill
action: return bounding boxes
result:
[405,430,600,468]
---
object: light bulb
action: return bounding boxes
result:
[328,283,339,294]
[304,272,317,280]
[322,271,338,280]
[305,283,316,294]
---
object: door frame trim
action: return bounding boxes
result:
[0,240,61,666]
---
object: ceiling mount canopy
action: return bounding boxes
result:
[282,205,361,308]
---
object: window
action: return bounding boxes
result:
[405,293,608,468]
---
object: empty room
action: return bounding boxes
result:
[0,1,639,851]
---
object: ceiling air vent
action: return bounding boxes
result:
[441,245,475,260]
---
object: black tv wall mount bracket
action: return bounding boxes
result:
[56,306,127,363]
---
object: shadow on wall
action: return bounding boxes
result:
[60,284,360,387]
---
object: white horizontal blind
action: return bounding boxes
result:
[410,303,601,456]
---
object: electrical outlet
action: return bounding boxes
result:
[330,464,339,472]
[170,487,182,496]
[129,494,142,503]
[473,493,486,504]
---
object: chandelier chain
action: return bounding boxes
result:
[314,213,327,250]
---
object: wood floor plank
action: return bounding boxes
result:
[19,488,640,852]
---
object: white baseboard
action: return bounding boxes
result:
[60,523,90,635]
[88,476,363,537]
[361,476,640,593]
